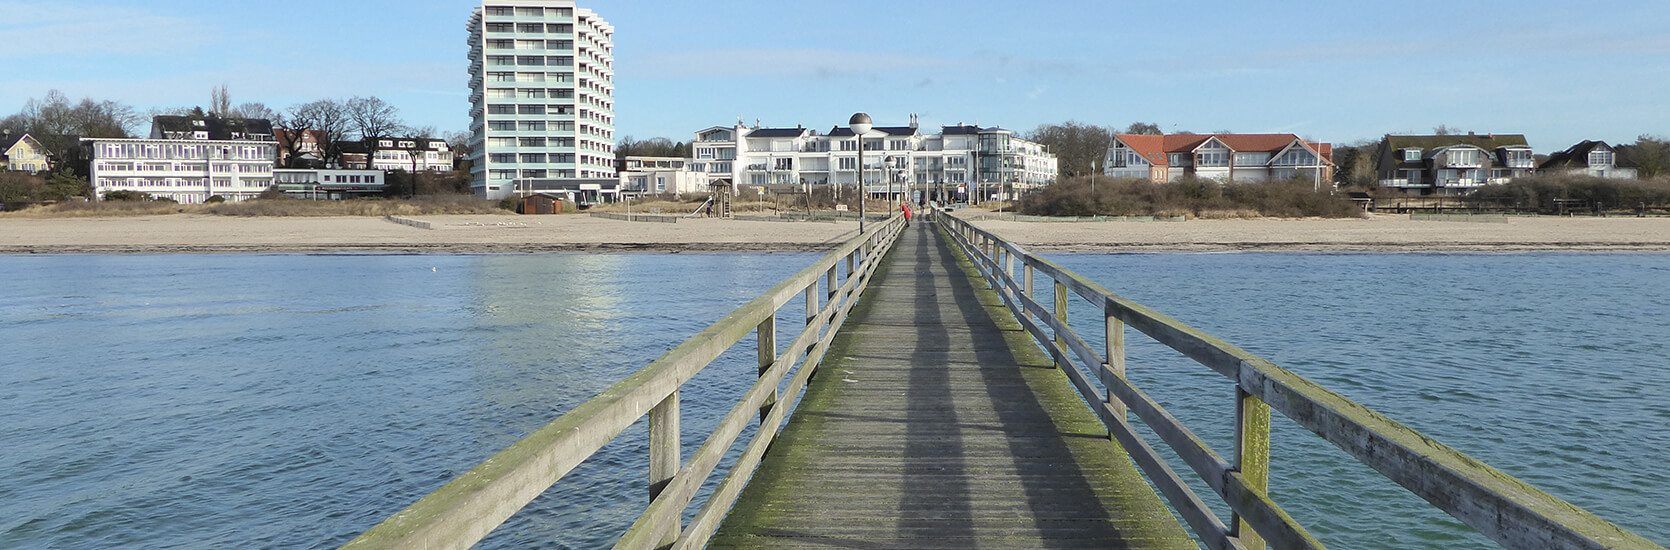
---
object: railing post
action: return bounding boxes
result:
[757,313,776,425]
[1104,302,1127,419]
[1233,387,1271,550]
[806,278,820,326]
[1052,280,1068,369]
[1023,263,1034,322]
[648,390,681,546]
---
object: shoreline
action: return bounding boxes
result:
[3,212,1670,255]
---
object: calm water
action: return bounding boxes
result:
[1,252,1665,549]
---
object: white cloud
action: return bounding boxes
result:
[0,2,211,58]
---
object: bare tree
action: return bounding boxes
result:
[3,90,139,178]
[1025,121,1115,178]
[444,129,474,160]
[232,102,277,121]
[287,99,351,168]
[1124,122,1162,135]
[211,85,231,117]
[345,96,405,169]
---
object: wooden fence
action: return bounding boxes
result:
[340,215,907,550]
[936,209,1664,550]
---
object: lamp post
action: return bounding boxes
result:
[850,113,871,234]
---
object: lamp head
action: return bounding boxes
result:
[848,112,872,135]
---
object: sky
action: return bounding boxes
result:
[4,0,1669,153]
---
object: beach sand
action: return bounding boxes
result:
[3,211,1669,254]
[962,212,1670,253]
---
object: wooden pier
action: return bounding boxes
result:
[341,209,1665,550]
[708,222,1193,548]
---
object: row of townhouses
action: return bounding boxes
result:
[82,113,454,203]
[620,116,1059,202]
[1101,131,1641,196]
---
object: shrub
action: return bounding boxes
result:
[103,190,150,201]
[205,195,226,203]
[1017,176,1363,218]
[1471,174,1670,212]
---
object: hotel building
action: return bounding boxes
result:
[466,0,615,200]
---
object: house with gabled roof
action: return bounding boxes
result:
[1104,133,1332,184]
[1538,140,1636,179]
[1,131,52,173]
[1374,133,1534,195]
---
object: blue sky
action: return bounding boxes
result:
[4,0,1668,152]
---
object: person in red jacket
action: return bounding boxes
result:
[902,201,912,227]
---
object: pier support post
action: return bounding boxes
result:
[1104,305,1126,419]
[1053,281,1068,369]
[757,313,777,424]
[1233,387,1271,550]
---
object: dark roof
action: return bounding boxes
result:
[338,141,369,154]
[0,132,28,151]
[941,125,981,135]
[746,128,808,138]
[1383,134,1529,150]
[1539,140,1632,170]
[827,125,920,137]
[151,114,275,141]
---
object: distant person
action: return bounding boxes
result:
[902,201,912,227]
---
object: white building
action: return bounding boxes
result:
[619,156,707,196]
[680,117,1057,202]
[273,168,386,199]
[1538,140,1637,179]
[467,0,615,200]
[85,139,277,203]
[341,138,454,172]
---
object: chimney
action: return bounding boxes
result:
[910,113,919,130]
[1468,131,1476,136]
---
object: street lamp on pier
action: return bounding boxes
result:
[850,113,871,234]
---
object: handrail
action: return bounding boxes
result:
[341,215,908,550]
[933,208,1665,550]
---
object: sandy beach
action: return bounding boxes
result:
[3,211,1670,254]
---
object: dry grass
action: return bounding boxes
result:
[1,195,512,218]
[1018,176,1366,219]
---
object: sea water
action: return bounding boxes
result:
[1,252,1665,549]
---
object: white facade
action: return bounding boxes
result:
[684,119,1057,201]
[86,138,277,203]
[467,0,615,200]
[273,168,386,199]
[619,156,707,196]
[367,138,454,172]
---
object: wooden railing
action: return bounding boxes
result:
[340,215,907,550]
[935,209,1664,550]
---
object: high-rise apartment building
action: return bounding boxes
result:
[467,1,615,200]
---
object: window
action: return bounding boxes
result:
[554,137,575,147]
[487,137,516,148]
[515,39,542,50]
[485,7,513,17]
[489,153,516,163]
[890,139,909,150]
[1196,151,1228,167]
[514,7,543,17]
[489,121,516,131]
[550,56,574,66]
[838,157,857,170]
[549,72,574,83]
[1169,153,1189,166]
[518,121,546,131]
[519,137,546,147]
[519,153,545,163]
[519,89,545,98]
[490,169,516,180]
[488,72,515,82]
[1274,150,1315,166]
[548,40,573,50]
[548,23,573,34]
[553,153,575,163]
[521,169,546,178]
[485,23,512,32]
[1447,148,1480,166]
[1588,150,1614,167]
[488,104,516,115]
[774,157,793,170]
[1403,148,1421,162]
[1507,149,1534,168]
[840,140,857,151]
[516,72,545,82]
[516,23,544,33]
[486,39,514,49]
[1234,152,1268,166]
[518,105,546,115]
[516,56,544,66]
[486,88,514,98]
[554,121,575,131]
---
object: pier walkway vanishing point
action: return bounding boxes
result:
[341,209,1665,550]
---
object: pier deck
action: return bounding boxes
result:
[710,223,1194,549]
